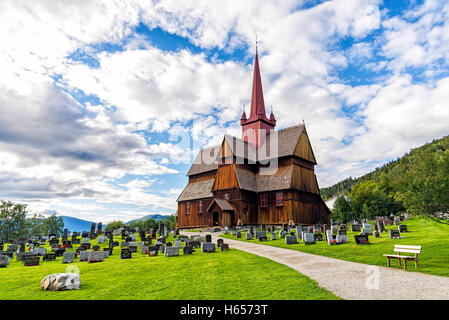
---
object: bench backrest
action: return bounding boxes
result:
[394,245,421,256]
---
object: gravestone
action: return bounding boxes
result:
[129,246,137,253]
[23,255,40,267]
[183,246,193,254]
[314,234,323,241]
[72,238,80,245]
[90,223,96,237]
[336,234,348,243]
[79,251,90,262]
[205,234,212,243]
[121,249,132,259]
[121,241,129,248]
[377,220,385,232]
[54,248,66,257]
[373,231,380,238]
[62,252,75,264]
[97,222,102,235]
[173,240,182,248]
[389,230,401,239]
[88,251,104,263]
[148,246,159,256]
[361,223,372,235]
[261,224,266,231]
[34,248,46,256]
[354,234,370,245]
[202,243,215,253]
[0,255,10,268]
[217,239,224,248]
[279,230,286,238]
[255,231,266,239]
[102,250,110,259]
[398,225,408,233]
[141,246,149,254]
[92,245,100,251]
[285,235,298,245]
[164,247,180,257]
[246,233,252,240]
[271,232,276,240]
[302,232,315,245]
[220,243,229,251]
[43,253,56,261]
[258,236,267,242]
[236,232,241,239]
[97,236,106,244]
[76,246,86,254]
[351,224,361,232]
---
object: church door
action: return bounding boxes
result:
[213,211,220,226]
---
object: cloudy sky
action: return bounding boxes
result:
[1,0,449,223]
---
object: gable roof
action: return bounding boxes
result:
[176,178,214,202]
[206,198,235,212]
[186,123,312,177]
[186,145,220,176]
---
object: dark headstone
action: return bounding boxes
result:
[23,255,40,266]
[183,246,193,254]
[43,253,56,261]
[220,243,229,251]
[148,246,159,256]
[354,234,369,245]
[202,243,215,253]
[205,234,212,243]
[121,249,132,259]
[389,230,401,239]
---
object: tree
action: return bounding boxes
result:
[397,147,449,224]
[0,200,28,240]
[331,194,353,223]
[106,220,125,231]
[26,214,45,237]
[42,211,64,235]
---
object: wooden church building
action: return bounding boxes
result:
[176,49,330,229]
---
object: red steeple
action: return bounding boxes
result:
[241,46,276,149]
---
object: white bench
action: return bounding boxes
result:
[383,245,421,270]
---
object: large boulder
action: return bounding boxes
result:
[41,273,81,291]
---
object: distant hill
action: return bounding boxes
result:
[320,134,449,201]
[127,214,170,224]
[60,216,97,233]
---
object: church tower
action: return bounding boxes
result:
[240,47,276,149]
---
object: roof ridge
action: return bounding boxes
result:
[276,123,304,133]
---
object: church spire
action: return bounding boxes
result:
[240,45,276,149]
[249,46,267,119]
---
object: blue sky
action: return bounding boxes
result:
[1,0,449,223]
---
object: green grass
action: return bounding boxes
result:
[222,218,449,277]
[0,234,339,300]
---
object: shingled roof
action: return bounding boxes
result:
[186,123,308,176]
[206,198,235,212]
[186,145,220,176]
[176,178,214,202]
[258,124,305,161]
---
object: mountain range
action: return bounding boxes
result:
[60,214,170,232]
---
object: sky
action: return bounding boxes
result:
[1,0,449,223]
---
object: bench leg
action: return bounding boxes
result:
[403,259,407,271]
[398,258,401,266]
[387,257,390,267]
[415,260,418,269]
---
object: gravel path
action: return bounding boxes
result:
[182,231,449,300]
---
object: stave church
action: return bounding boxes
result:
[176,48,331,229]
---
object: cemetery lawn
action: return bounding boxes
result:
[222,218,449,277]
[0,236,339,300]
